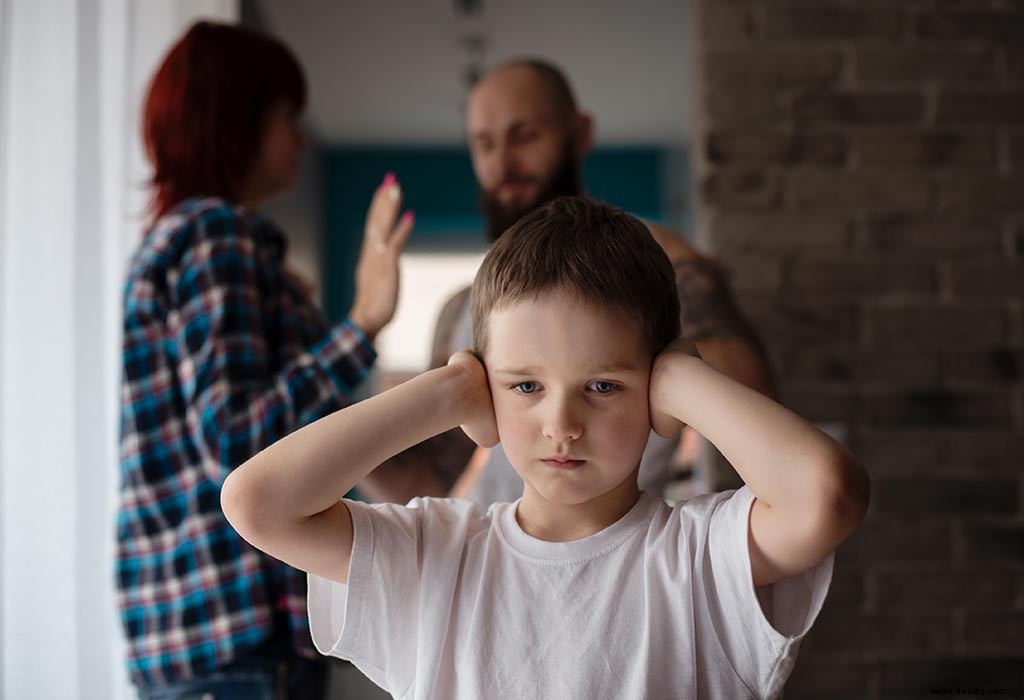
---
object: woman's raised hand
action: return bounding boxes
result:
[349,172,415,340]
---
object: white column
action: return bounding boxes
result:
[0,2,238,699]
[2,1,82,697]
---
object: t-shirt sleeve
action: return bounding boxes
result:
[700,486,834,698]
[307,497,482,698]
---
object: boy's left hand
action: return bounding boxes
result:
[649,338,701,438]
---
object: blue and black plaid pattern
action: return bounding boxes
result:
[117,198,375,688]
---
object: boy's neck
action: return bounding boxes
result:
[514,478,642,542]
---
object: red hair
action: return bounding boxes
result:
[143,21,307,221]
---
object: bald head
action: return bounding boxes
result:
[470,59,578,122]
[466,59,592,241]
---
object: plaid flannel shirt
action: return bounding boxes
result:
[117,198,375,688]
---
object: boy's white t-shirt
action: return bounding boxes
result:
[308,486,833,700]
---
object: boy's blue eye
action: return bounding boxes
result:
[513,381,539,395]
[589,380,620,395]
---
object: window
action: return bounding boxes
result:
[374,250,486,377]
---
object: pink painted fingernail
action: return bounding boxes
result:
[382,172,396,187]
[402,210,415,223]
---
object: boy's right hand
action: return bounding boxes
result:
[447,350,500,448]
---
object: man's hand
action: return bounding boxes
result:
[649,338,701,439]
[350,172,415,341]
[447,349,500,448]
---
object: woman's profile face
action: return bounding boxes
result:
[245,99,307,205]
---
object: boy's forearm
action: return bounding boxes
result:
[225,364,470,526]
[652,354,866,517]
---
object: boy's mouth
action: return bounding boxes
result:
[542,458,586,470]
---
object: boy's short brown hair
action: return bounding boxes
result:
[471,196,681,357]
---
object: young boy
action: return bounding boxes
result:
[222,196,870,699]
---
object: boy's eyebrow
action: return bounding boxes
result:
[492,362,642,376]
[491,366,543,377]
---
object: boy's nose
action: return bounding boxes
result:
[542,398,584,443]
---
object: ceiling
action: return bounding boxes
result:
[248,0,695,145]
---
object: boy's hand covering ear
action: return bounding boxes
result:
[649,338,701,438]
[447,350,500,448]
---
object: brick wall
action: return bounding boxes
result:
[693,1,1024,696]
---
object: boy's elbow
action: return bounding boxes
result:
[813,450,871,539]
[221,467,260,542]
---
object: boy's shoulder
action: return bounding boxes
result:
[346,496,506,536]
[368,495,497,515]
[638,487,757,560]
[669,487,751,519]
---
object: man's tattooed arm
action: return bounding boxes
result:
[674,256,778,400]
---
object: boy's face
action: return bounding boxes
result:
[484,289,652,507]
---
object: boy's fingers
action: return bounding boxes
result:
[447,349,479,369]
[447,349,498,447]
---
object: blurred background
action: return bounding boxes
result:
[245,0,695,382]
[1,0,1022,698]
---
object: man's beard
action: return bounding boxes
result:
[479,141,582,243]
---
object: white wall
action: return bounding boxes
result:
[253,0,694,145]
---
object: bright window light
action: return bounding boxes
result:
[375,251,486,374]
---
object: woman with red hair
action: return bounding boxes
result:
[117,21,409,699]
